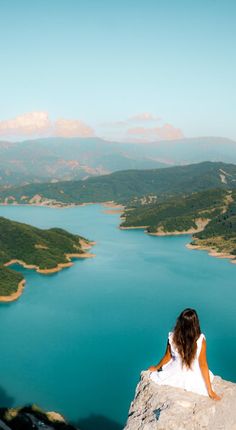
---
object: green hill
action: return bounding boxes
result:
[0,217,91,299]
[121,189,227,232]
[121,188,236,260]
[1,161,236,206]
[191,190,236,257]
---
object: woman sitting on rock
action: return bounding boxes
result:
[149,308,221,400]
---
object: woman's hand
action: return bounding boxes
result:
[148,365,157,372]
[199,339,222,401]
[148,342,171,373]
[208,390,222,401]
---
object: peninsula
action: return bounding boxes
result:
[0,217,94,302]
[120,189,236,263]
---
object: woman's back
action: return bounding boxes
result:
[149,309,220,399]
[168,331,205,369]
[150,331,214,395]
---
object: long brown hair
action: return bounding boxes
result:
[172,308,201,368]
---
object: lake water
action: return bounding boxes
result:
[0,204,235,429]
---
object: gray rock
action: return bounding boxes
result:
[124,371,236,430]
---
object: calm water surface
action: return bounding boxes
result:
[0,205,235,428]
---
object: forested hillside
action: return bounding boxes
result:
[121,188,236,260]
[0,217,90,297]
[121,189,228,233]
[1,161,236,206]
[191,191,236,256]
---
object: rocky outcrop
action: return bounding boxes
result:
[124,371,236,430]
[0,405,78,430]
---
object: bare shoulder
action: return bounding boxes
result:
[198,336,207,362]
[197,333,206,347]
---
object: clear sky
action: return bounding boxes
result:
[0,0,235,141]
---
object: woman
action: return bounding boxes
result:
[149,308,221,400]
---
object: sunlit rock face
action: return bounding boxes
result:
[124,371,236,430]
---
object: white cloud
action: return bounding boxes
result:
[0,112,94,139]
[0,112,51,137]
[0,111,183,142]
[54,118,94,137]
[98,113,183,142]
[127,123,184,141]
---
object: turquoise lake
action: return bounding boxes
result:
[0,204,235,429]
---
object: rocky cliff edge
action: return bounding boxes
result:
[124,371,236,430]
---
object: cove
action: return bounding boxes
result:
[0,204,235,429]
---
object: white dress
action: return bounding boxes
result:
[150,332,214,396]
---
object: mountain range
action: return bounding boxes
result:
[0,136,236,187]
[1,161,236,206]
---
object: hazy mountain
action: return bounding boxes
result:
[0,136,235,187]
[141,136,236,164]
[0,137,165,187]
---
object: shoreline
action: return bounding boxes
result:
[0,202,76,209]
[0,279,26,303]
[120,225,148,230]
[125,218,210,236]
[120,221,236,265]
[102,201,125,215]
[120,217,211,237]
[4,250,95,275]
[120,226,196,234]
[1,241,96,302]
[186,243,236,264]
[0,200,125,210]
[102,201,125,210]
[149,228,201,236]
[103,209,124,214]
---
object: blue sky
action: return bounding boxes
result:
[0,0,235,140]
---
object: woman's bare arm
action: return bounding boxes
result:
[198,338,221,400]
[149,341,172,371]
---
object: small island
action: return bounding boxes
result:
[0,217,95,302]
